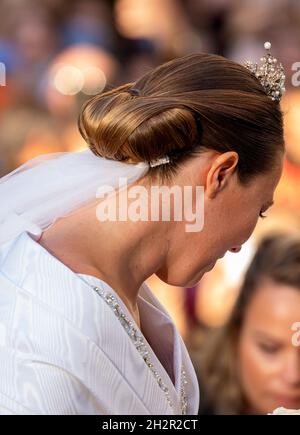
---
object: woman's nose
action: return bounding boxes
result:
[229,246,242,253]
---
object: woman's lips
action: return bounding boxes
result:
[271,394,300,408]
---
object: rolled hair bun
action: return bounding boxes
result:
[78,52,284,183]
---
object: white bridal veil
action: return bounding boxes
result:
[0,148,150,246]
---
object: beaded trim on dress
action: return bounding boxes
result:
[88,282,188,414]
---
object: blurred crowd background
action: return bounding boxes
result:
[1,0,300,414]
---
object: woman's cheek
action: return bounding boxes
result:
[241,214,260,244]
[238,339,271,409]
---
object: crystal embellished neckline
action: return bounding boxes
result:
[86,280,188,414]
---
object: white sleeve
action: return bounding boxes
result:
[0,392,37,415]
[0,360,106,415]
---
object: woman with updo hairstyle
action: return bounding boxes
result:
[193,232,300,415]
[0,47,285,415]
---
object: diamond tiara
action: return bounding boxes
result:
[244,41,286,102]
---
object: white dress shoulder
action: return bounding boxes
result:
[0,231,200,415]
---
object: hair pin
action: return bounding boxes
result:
[149,156,170,168]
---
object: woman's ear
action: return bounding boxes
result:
[205,151,239,199]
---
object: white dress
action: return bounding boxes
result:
[0,230,200,415]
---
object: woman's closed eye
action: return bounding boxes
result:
[259,211,267,219]
[259,200,274,219]
[258,342,281,354]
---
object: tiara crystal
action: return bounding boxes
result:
[244,41,286,102]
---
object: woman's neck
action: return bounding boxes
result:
[37,193,169,322]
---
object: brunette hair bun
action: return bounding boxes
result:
[78,52,284,183]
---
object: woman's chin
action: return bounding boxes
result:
[205,261,217,271]
[156,261,217,287]
[183,264,216,287]
[190,262,217,284]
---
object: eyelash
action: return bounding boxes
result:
[259,211,267,218]
[259,343,279,354]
